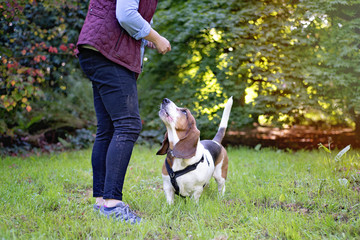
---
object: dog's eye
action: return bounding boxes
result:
[181,109,187,115]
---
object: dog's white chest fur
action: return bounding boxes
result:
[174,147,214,197]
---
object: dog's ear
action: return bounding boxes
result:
[156,132,169,155]
[173,110,200,159]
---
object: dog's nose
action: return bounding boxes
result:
[162,98,170,104]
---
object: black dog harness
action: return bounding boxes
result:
[165,151,209,196]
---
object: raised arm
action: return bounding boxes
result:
[116,0,171,54]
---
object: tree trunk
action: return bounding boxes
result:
[355,114,360,135]
[349,107,360,135]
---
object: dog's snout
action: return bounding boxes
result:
[163,98,170,104]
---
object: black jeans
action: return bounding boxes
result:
[79,48,142,200]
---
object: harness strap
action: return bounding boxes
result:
[165,154,205,196]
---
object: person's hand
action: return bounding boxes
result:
[153,36,171,55]
[144,29,171,55]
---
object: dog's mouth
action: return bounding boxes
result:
[159,107,173,122]
[160,108,168,116]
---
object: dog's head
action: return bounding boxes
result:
[157,98,200,159]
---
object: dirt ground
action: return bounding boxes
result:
[223,125,359,150]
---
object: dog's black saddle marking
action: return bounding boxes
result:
[165,154,205,197]
[200,140,222,163]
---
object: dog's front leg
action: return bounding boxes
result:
[162,177,175,204]
[164,188,175,204]
[191,187,205,203]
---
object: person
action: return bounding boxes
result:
[76,0,171,224]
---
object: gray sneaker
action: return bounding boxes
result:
[100,202,141,224]
[93,204,101,212]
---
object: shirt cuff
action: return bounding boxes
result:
[132,21,151,40]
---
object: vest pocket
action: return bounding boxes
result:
[114,29,124,52]
[114,29,138,66]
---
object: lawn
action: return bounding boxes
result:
[1,145,360,239]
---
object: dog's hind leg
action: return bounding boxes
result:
[213,148,228,195]
[213,157,228,195]
[213,169,226,195]
[214,176,226,195]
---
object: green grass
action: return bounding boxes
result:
[1,145,360,239]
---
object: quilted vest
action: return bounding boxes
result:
[76,0,158,74]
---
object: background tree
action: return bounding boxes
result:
[140,0,360,139]
[1,0,358,151]
[141,0,316,137]
[0,1,93,147]
[300,0,360,134]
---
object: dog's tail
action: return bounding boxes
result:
[213,96,233,144]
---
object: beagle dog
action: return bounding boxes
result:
[157,97,233,204]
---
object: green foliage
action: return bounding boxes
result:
[0,1,94,146]
[1,146,360,238]
[140,0,237,139]
[299,0,360,132]
[1,0,359,149]
[1,1,85,112]
[58,128,95,150]
[140,0,360,139]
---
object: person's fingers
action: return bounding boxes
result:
[154,36,171,54]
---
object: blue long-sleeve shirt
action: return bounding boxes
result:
[116,0,151,40]
[116,0,152,66]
